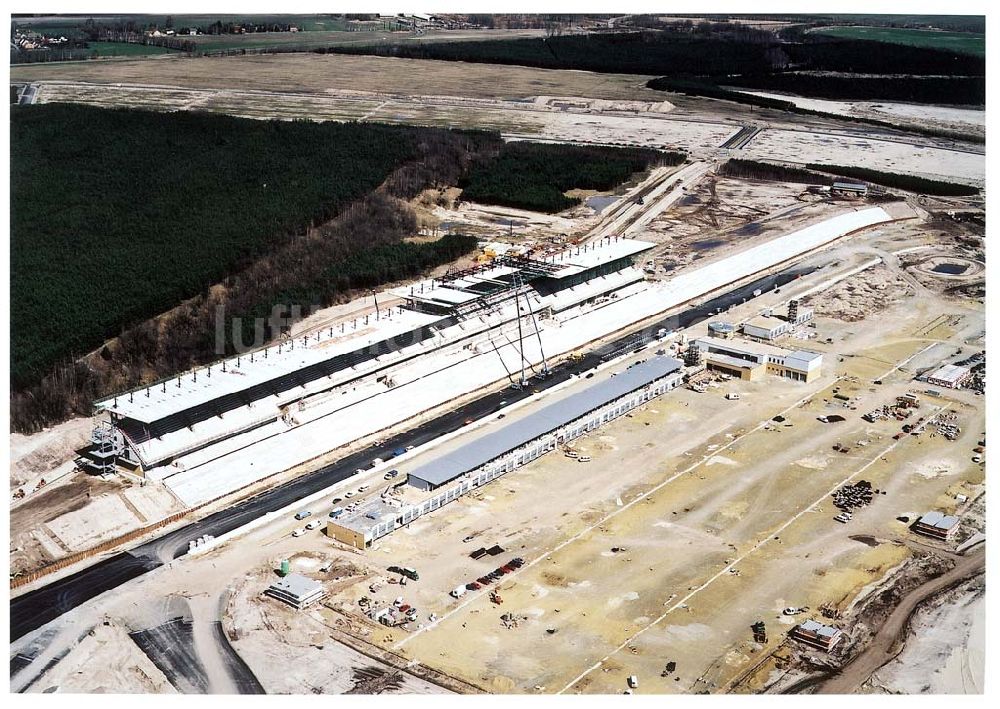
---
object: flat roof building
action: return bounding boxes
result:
[327,357,684,548]
[924,364,972,389]
[407,357,682,491]
[742,315,791,341]
[911,511,961,540]
[833,181,868,197]
[791,619,843,651]
[265,573,326,609]
[693,338,822,383]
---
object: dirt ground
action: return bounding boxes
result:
[273,251,985,694]
[866,573,984,693]
[22,619,177,693]
[742,129,984,186]
[804,265,915,322]
[10,415,93,487]
[11,53,665,101]
[12,243,984,695]
[10,472,183,574]
[225,557,446,694]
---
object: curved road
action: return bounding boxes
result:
[815,547,985,694]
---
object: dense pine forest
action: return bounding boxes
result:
[708,75,984,106]
[322,24,983,126]
[719,159,830,185]
[805,165,981,197]
[459,142,683,213]
[324,28,983,78]
[11,104,498,431]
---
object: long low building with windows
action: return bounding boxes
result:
[692,337,823,383]
[326,356,685,549]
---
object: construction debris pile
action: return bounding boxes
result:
[863,401,916,423]
[931,412,962,441]
[500,612,528,629]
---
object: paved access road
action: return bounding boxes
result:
[10,266,812,642]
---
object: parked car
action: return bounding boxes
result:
[450,585,468,598]
[305,520,322,530]
[294,510,312,520]
[345,491,355,498]
[329,507,345,519]
[578,456,592,463]
[384,469,400,480]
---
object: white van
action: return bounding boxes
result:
[450,585,468,599]
[627,675,639,689]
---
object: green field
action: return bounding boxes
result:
[89,41,179,57]
[812,25,984,57]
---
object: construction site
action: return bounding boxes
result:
[9,17,987,699]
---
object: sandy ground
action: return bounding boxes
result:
[10,415,94,488]
[22,619,177,693]
[280,248,984,694]
[736,90,985,139]
[741,129,984,186]
[226,560,447,694]
[11,241,984,694]
[866,574,984,694]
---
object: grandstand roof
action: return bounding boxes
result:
[544,237,655,279]
[97,308,445,424]
[408,356,682,489]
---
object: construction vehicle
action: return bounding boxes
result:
[490,591,503,605]
[751,621,767,643]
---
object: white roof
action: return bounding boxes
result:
[744,315,787,332]
[918,511,960,530]
[926,363,970,385]
[269,573,322,598]
[544,238,656,278]
[97,307,443,423]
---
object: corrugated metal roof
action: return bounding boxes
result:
[408,356,682,487]
[918,511,960,530]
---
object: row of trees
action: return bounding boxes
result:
[323,27,983,79]
[459,142,683,213]
[806,164,980,197]
[716,74,984,106]
[719,159,830,185]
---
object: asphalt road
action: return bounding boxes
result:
[131,616,210,694]
[10,265,815,642]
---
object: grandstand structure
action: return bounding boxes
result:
[81,236,654,494]
[79,206,895,507]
